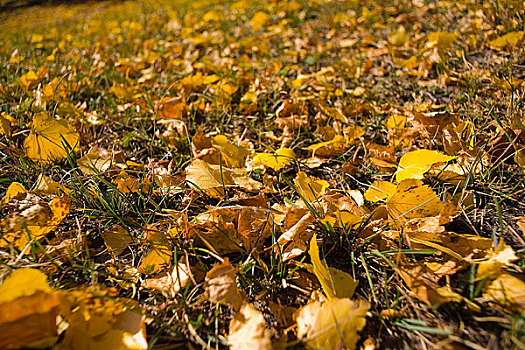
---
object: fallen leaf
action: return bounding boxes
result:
[33,174,70,196]
[0,268,60,349]
[296,297,370,350]
[58,287,148,350]
[137,225,172,275]
[295,171,329,203]
[482,273,525,313]
[395,149,455,182]
[309,235,358,299]
[186,158,233,197]
[476,241,518,280]
[250,147,295,170]
[24,113,80,162]
[203,259,244,311]
[228,303,272,350]
[101,225,133,256]
[489,31,524,49]
[142,258,202,298]
[3,181,27,204]
[212,135,250,168]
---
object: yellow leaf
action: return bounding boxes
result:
[489,31,524,49]
[296,297,369,350]
[77,152,113,175]
[228,303,272,350]
[113,171,151,194]
[308,135,348,157]
[387,180,443,223]
[137,226,172,275]
[0,112,13,137]
[58,287,148,350]
[101,225,133,257]
[363,180,397,202]
[426,31,458,51]
[186,158,233,197]
[3,181,27,204]
[476,241,518,280]
[33,174,70,196]
[294,171,329,203]
[1,196,70,249]
[389,25,408,46]
[19,70,40,91]
[109,81,134,100]
[309,235,358,299]
[395,149,455,182]
[251,11,269,31]
[0,268,51,303]
[483,273,525,313]
[212,135,250,168]
[250,147,295,170]
[0,268,60,349]
[24,113,79,162]
[142,258,201,298]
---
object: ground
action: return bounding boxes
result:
[0,0,524,349]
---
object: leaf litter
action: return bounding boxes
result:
[0,0,524,348]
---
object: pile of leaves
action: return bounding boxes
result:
[1,0,524,348]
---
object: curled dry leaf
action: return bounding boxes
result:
[309,235,358,299]
[142,258,203,298]
[203,259,244,311]
[228,303,272,350]
[1,194,70,249]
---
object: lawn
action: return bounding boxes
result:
[0,0,524,349]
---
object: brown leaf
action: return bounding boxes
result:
[203,259,244,311]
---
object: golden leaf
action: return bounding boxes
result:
[142,258,202,298]
[386,181,443,223]
[77,153,113,175]
[426,31,458,51]
[308,135,348,158]
[364,180,397,202]
[212,135,250,168]
[395,149,455,182]
[58,287,148,350]
[389,26,408,46]
[186,158,233,197]
[250,147,295,170]
[489,31,524,49]
[296,298,369,350]
[3,181,27,204]
[33,174,70,196]
[113,171,151,194]
[0,269,60,349]
[137,225,172,275]
[483,273,525,313]
[24,113,79,163]
[309,235,358,299]
[294,171,329,203]
[476,241,518,280]
[228,303,272,350]
[251,11,269,31]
